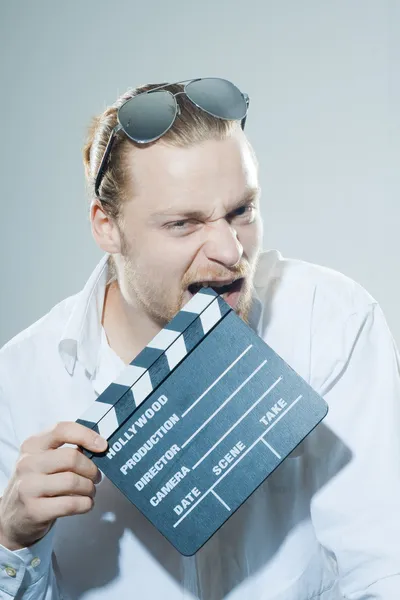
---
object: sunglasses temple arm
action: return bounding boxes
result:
[94,124,122,198]
[241,93,250,130]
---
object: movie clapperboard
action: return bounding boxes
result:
[76,288,328,556]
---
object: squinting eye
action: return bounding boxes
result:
[170,221,187,229]
[231,204,256,220]
[166,219,200,233]
[234,206,248,216]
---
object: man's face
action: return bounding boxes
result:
[115,128,263,327]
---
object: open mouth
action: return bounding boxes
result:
[188,278,244,297]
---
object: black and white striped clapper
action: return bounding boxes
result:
[76,288,328,556]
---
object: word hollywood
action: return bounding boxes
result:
[105,395,178,461]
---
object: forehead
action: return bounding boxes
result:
[125,130,258,214]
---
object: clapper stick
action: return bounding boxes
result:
[76,288,328,555]
[77,288,228,448]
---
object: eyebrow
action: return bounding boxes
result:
[153,186,261,221]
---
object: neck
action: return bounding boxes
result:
[102,280,162,365]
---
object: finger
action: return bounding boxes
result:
[21,422,107,454]
[18,447,101,483]
[28,495,94,522]
[23,473,96,499]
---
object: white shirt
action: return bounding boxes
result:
[0,250,400,600]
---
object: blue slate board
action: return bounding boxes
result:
[77,289,328,555]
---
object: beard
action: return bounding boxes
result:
[118,233,260,329]
[120,258,258,331]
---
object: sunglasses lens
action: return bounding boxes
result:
[185,78,247,121]
[118,91,177,143]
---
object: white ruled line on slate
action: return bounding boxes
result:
[181,345,253,418]
[182,359,268,449]
[173,394,303,529]
[192,376,282,469]
[211,490,231,512]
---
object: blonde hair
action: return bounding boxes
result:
[83,82,239,220]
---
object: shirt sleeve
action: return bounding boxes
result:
[0,382,60,599]
[310,301,400,599]
[0,528,58,599]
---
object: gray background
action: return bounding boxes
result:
[0,0,399,346]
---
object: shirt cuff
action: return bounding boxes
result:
[0,525,55,597]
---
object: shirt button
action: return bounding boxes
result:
[31,557,41,568]
[5,566,17,577]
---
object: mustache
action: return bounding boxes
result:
[182,261,250,287]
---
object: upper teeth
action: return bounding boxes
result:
[200,281,233,288]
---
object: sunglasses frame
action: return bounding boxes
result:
[94,77,250,199]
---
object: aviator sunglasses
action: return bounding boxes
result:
[94,77,250,198]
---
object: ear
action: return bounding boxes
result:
[90,200,122,254]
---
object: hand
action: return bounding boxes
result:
[0,421,107,550]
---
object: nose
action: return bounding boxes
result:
[202,218,243,268]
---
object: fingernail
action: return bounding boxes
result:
[94,435,107,450]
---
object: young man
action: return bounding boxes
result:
[0,78,399,599]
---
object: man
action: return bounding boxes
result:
[0,78,399,599]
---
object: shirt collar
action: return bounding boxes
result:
[59,254,109,377]
[249,248,282,333]
[58,251,274,377]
